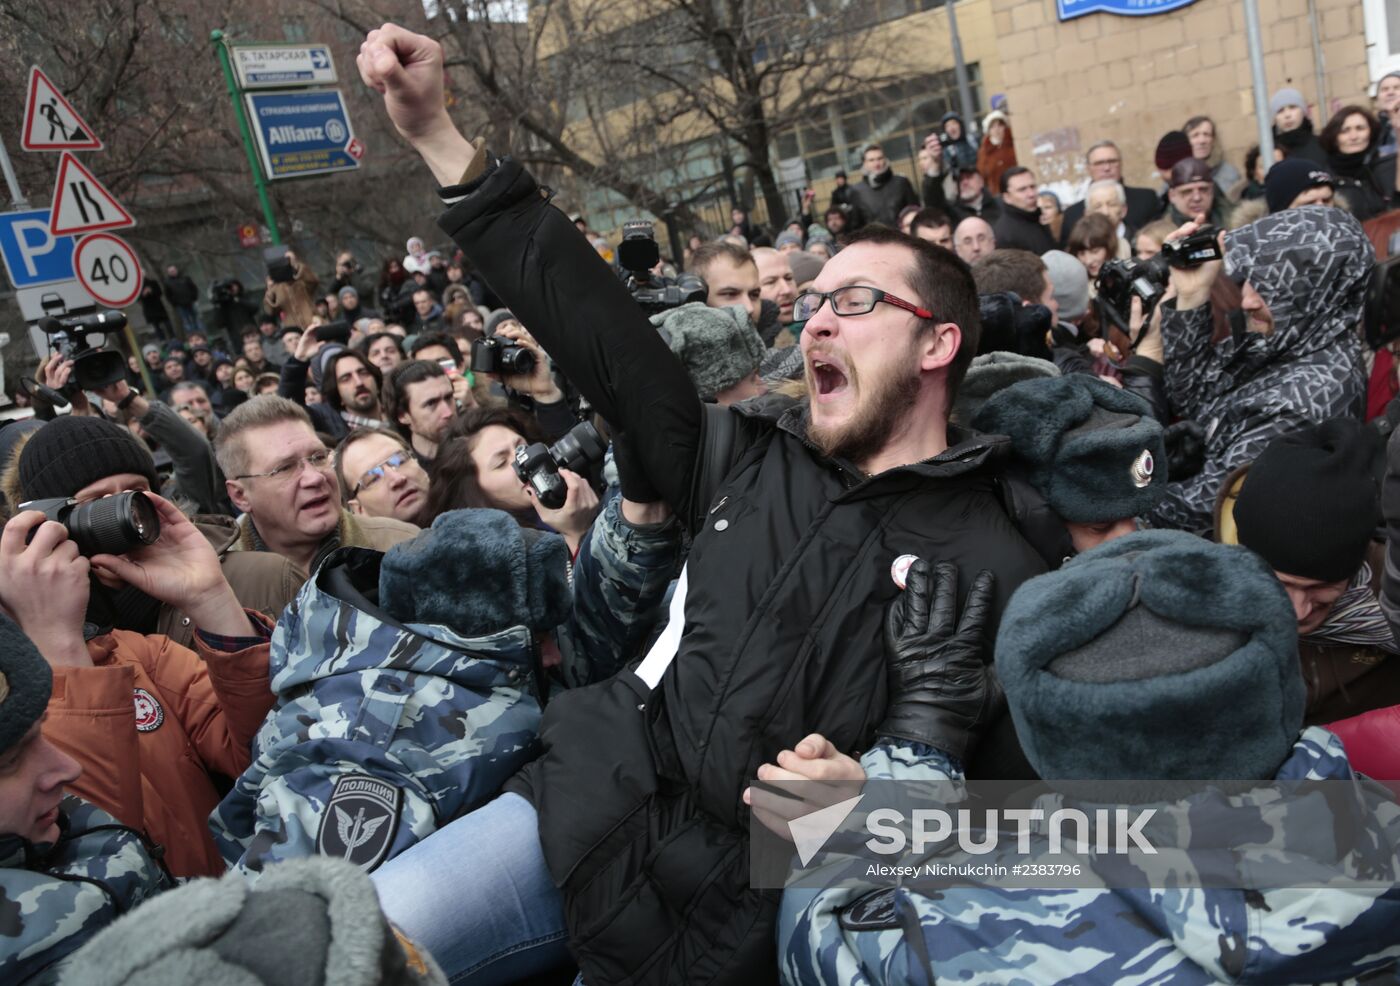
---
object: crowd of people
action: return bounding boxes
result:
[3,20,1400,986]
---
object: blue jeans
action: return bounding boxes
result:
[371,793,571,985]
[175,305,200,334]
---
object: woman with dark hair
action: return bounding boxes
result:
[1235,145,1269,202]
[376,257,408,315]
[1067,213,1119,282]
[1183,115,1241,200]
[424,407,599,553]
[1320,105,1393,221]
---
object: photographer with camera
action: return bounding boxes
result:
[0,479,279,878]
[1,412,297,643]
[263,248,320,331]
[423,407,601,555]
[207,279,261,347]
[1151,206,1374,532]
[329,250,365,297]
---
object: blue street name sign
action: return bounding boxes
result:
[244,88,359,181]
[1057,0,1199,20]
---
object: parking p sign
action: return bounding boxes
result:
[0,208,76,288]
[245,88,359,180]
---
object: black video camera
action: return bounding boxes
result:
[209,278,241,305]
[1095,225,1223,337]
[19,491,160,557]
[512,421,607,509]
[265,246,296,284]
[313,319,352,345]
[39,310,129,391]
[617,220,707,315]
[471,335,537,376]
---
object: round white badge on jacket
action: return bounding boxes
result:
[891,554,919,589]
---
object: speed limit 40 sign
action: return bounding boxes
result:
[73,231,142,308]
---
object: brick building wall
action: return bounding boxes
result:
[986,0,1372,197]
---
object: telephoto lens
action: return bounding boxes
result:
[19,491,161,557]
[550,422,607,474]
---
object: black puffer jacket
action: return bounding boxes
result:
[436,155,1045,986]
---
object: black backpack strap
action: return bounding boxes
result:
[689,403,740,526]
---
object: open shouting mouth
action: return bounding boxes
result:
[810,355,850,402]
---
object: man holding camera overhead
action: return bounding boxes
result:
[0,416,281,878]
[1150,206,1374,532]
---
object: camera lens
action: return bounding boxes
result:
[503,345,537,375]
[65,491,161,557]
[549,422,608,475]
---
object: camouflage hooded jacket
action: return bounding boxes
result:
[779,728,1400,985]
[210,547,545,873]
[0,796,172,985]
[211,499,681,875]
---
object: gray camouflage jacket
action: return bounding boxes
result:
[211,500,680,873]
[0,796,171,985]
[780,728,1400,985]
[209,547,543,873]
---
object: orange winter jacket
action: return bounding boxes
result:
[43,613,274,878]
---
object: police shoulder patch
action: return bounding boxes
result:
[133,687,164,733]
[315,774,403,871]
[837,887,899,931]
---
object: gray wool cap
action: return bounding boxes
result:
[651,302,766,400]
[1041,250,1089,322]
[59,856,447,986]
[996,530,1305,780]
[972,373,1166,523]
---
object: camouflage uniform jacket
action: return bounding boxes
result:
[209,548,543,874]
[557,493,683,689]
[0,796,171,985]
[780,728,1400,985]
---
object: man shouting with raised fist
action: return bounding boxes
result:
[358,23,1042,985]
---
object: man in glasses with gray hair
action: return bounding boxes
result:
[216,396,418,577]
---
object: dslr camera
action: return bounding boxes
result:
[617,220,706,315]
[39,310,130,392]
[1095,225,1223,337]
[471,335,537,376]
[512,421,607,510]
[19,490,161,557]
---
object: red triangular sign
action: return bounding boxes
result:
[22,67,103,152]
[48,153,134,235]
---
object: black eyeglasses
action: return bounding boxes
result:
[793,286,936,322]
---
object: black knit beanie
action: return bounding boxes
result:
[0,610,52,757]
[1233,418,1379,583]
[17,415,159,502]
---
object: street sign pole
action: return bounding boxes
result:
[0,133,28,208]
[212,29,281,245]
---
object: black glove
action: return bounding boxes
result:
[879,559,1001,762]
[1163,419,1206,482]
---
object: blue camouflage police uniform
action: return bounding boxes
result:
[779,728,1400,985]
[1,796,172,985]
[212,500,681,874]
